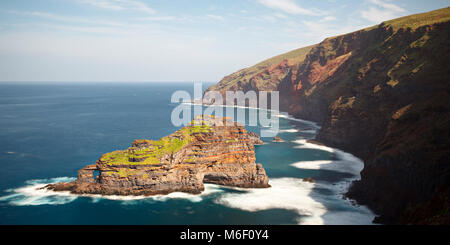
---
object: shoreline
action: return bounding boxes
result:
[180,101,372,208]
[0,101,376,224]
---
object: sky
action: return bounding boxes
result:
[0,0,448,82]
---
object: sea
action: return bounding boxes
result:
[0,82,375,225]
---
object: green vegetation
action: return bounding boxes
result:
[104,168,142,178]
[361,7,450,32]
[383,7,450,31]
[250,44,316,71]
[101,123,212,166]
[185,156,197,163]
[207,44,316,92]
[225,138,239,143]
[117,168,135,178]
[410,34,430,48]
[187,125,211,133]
[207,7,450,97]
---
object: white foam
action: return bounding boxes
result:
[279,129,299,133]
[289,139,366,212]
[0,105,374,225]
[0,177,223,206]
[0,177,78,206]
[274,113,321,129]
[125,184,223,203]
[300,129,317,134]
[292,139,335,153]
[291,160,333,170]
[332,150,365,176]
[216,178,326,224]
[291,139,364,177]
[216,178,374,225]
[25,177,76,185]
[215,136,374,225]
[291,157,362,176]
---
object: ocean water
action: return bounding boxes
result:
[0,82,375,225]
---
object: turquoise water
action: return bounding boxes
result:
[0,82,374,225]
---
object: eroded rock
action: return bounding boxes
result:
[46,115,270,196]
[273,136,284,142]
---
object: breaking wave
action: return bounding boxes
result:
[215,178,374,225]
[0,177,223,206]
[215,122,374,225]
[291,139,364,178]
[278,128,299,133]
[0,177,78,206]
[274,113,321,129]
[0,104,375,225]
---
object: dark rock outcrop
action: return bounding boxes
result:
[273,136,284,142]
[303,177,316,183]
[46,115,269,196]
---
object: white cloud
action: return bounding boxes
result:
[257,0,323,16]
[361,0,406,23]
[78,0,155,14]
[206,14,224,21]
[369,0,405,13]
[0,28,241,82]
[280,18,366,45]
[262,15,277,23]
[138,16,178,22]
[7,10,126,27]
[301,20,359,39]
[273,12,288,19]
[319,16,337,22]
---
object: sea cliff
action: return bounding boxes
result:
[206,7,450,224]
[46,115,269,196]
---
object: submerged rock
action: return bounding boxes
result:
[273,136,284,142]
[46,115,270,196]
[303,177,316,183]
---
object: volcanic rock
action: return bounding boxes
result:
[273,136,284,142]
[46,115,270,196]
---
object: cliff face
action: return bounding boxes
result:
[206,44,315,97]
[292,19,450,225]
[47,115,269,196]
[206,8,450,224]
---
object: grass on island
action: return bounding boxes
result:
[100,121,212,166]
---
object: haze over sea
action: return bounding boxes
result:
[0,82,374,225]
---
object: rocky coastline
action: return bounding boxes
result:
[205,8,450,224]
[45,115,269,196]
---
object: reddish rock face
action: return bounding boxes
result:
[46,115,269,196]
[205,8,450,224]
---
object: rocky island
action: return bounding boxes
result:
[45,115,269,196]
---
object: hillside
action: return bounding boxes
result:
[206,7,450,224]
[206,44,316,93]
